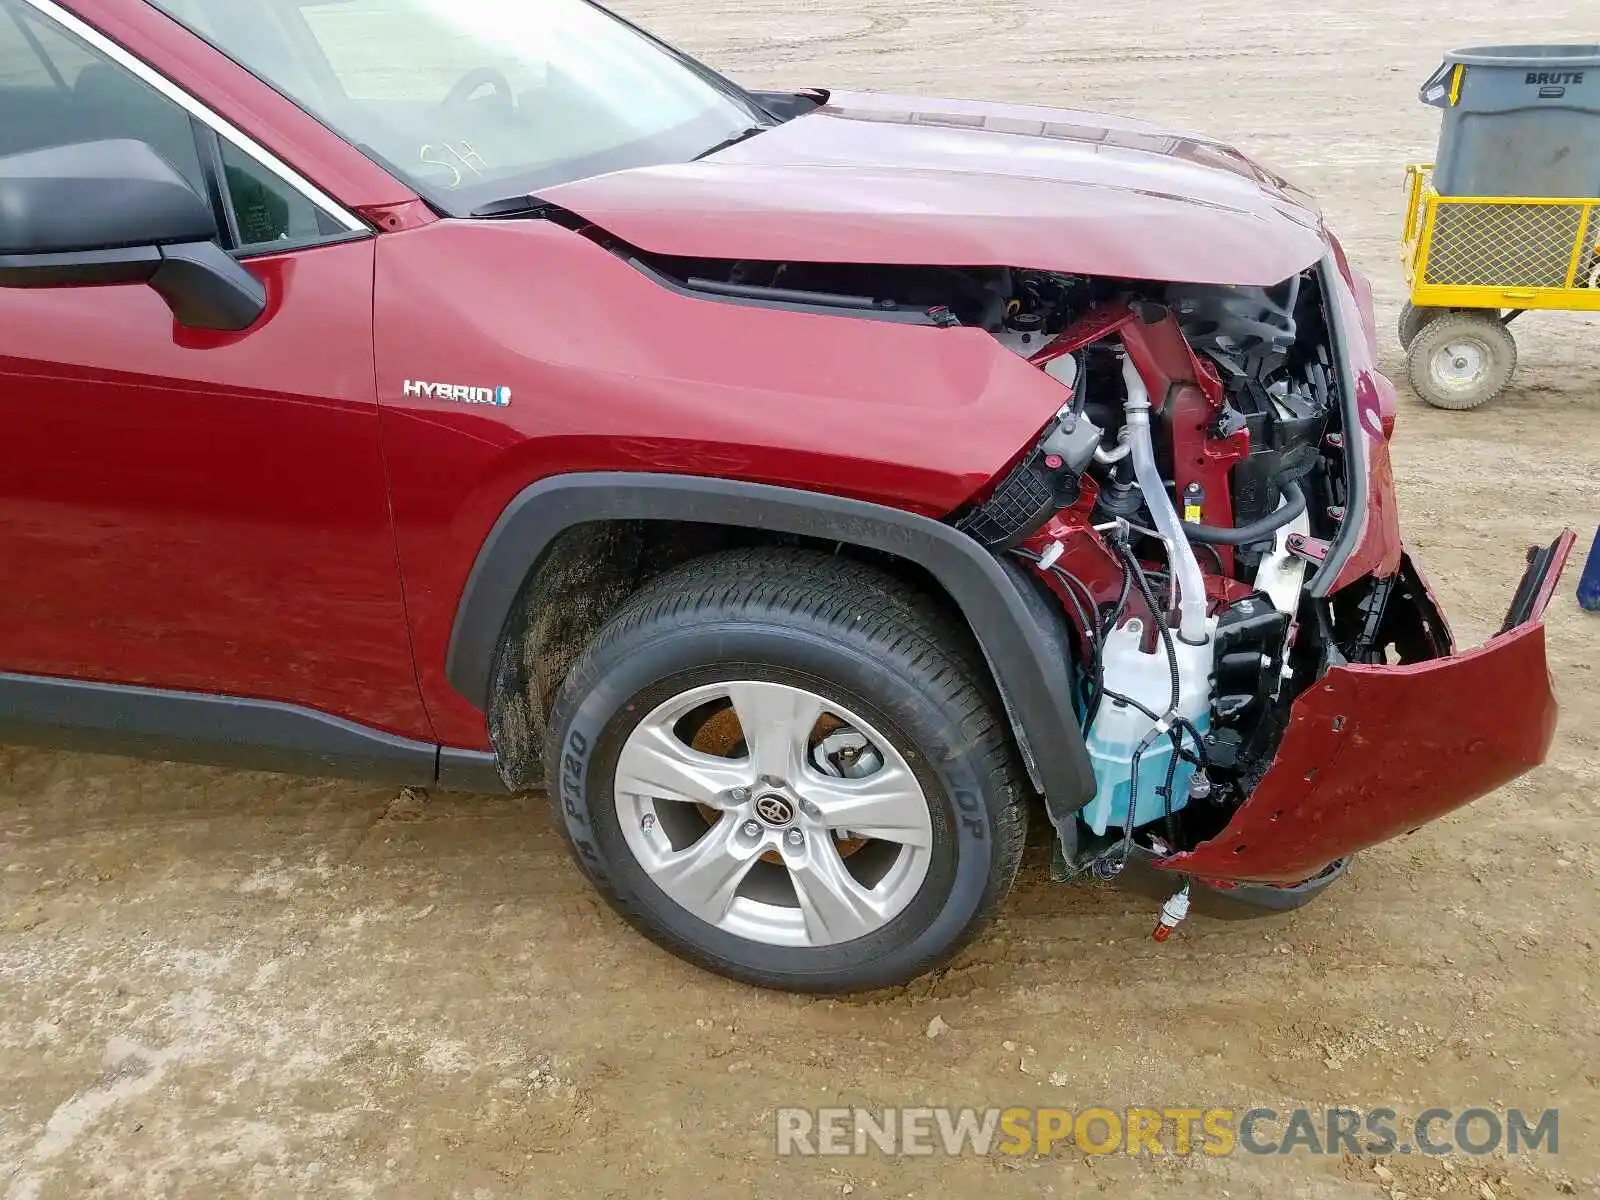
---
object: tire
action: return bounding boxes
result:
[1396,301,1449,351]
[1405,311,1518,411]
[542,548,1028,993]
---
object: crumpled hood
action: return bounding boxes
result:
[542,91,1329,286]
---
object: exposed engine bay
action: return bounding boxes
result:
[937,264,1353,877]
[620,248,1368,875]
[595,239,1496,887]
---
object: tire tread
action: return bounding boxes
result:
[1405,311,1518,411]
[543,548,1029,992]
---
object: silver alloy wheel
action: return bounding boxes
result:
[1429,337,1489,394]
[613,680,934,948]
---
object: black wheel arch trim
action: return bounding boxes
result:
[446,472,1096,826]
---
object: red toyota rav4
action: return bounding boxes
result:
[0,0,1572,992]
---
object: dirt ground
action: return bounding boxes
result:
[4,1,1599,1197]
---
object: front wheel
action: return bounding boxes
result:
[543,548,1028,993]
[1406,311,1518,411]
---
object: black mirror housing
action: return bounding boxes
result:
[0,139,267,332]
[0,138,218,253]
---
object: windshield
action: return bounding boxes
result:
[145,0,767,214]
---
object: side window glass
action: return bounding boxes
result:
[0,3,59,88]
[11,5,94,84]
[0,0,205,194]
[217,139,344,253]
[0,1,354,258]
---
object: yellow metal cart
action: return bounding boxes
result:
[1400,163,1600,409]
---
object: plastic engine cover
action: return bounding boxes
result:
[1082,619,1213,836]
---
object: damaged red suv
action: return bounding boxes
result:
[0,0,1573,991]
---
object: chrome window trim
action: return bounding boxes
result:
[16,0,369,233]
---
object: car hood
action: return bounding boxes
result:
[541,91,1329,286]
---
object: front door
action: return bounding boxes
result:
[0,0,430,738]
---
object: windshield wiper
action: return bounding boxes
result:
[469,195,559,220]
[694,124,770,161]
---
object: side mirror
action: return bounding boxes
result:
[0,138,267,332]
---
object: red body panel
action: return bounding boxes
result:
[0,0,1561,889]
[545,92,1329,287]
[1118,312,1246,576]
[1161,535,1575,884]
[371,221,1076,745]
[0,242,432,738]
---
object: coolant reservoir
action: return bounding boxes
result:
[1043,351,1078,389]
[1082,618,1213,837]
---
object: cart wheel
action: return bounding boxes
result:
[1406,312,1518,411]
[1397,302,1449,350]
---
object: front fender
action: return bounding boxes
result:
[446,472,1095,827]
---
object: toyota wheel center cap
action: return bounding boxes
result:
[755,795,795,826]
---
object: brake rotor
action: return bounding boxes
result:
[689,705,868,860]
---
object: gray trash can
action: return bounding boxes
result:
[1421,45,1600,197]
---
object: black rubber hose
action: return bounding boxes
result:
[1159,727,1182,846]
[1174,716,1209,770]
[1008,549,1103,731]
[1181,480,1307,546]
[1113,540,1180,716]
[1110,539,1182,865]
[1067,351,1087,426]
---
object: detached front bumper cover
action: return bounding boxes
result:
[1159,532,1576,886]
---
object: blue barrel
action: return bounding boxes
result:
[1579,526,1600,612]
[1421,45,1600,196]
